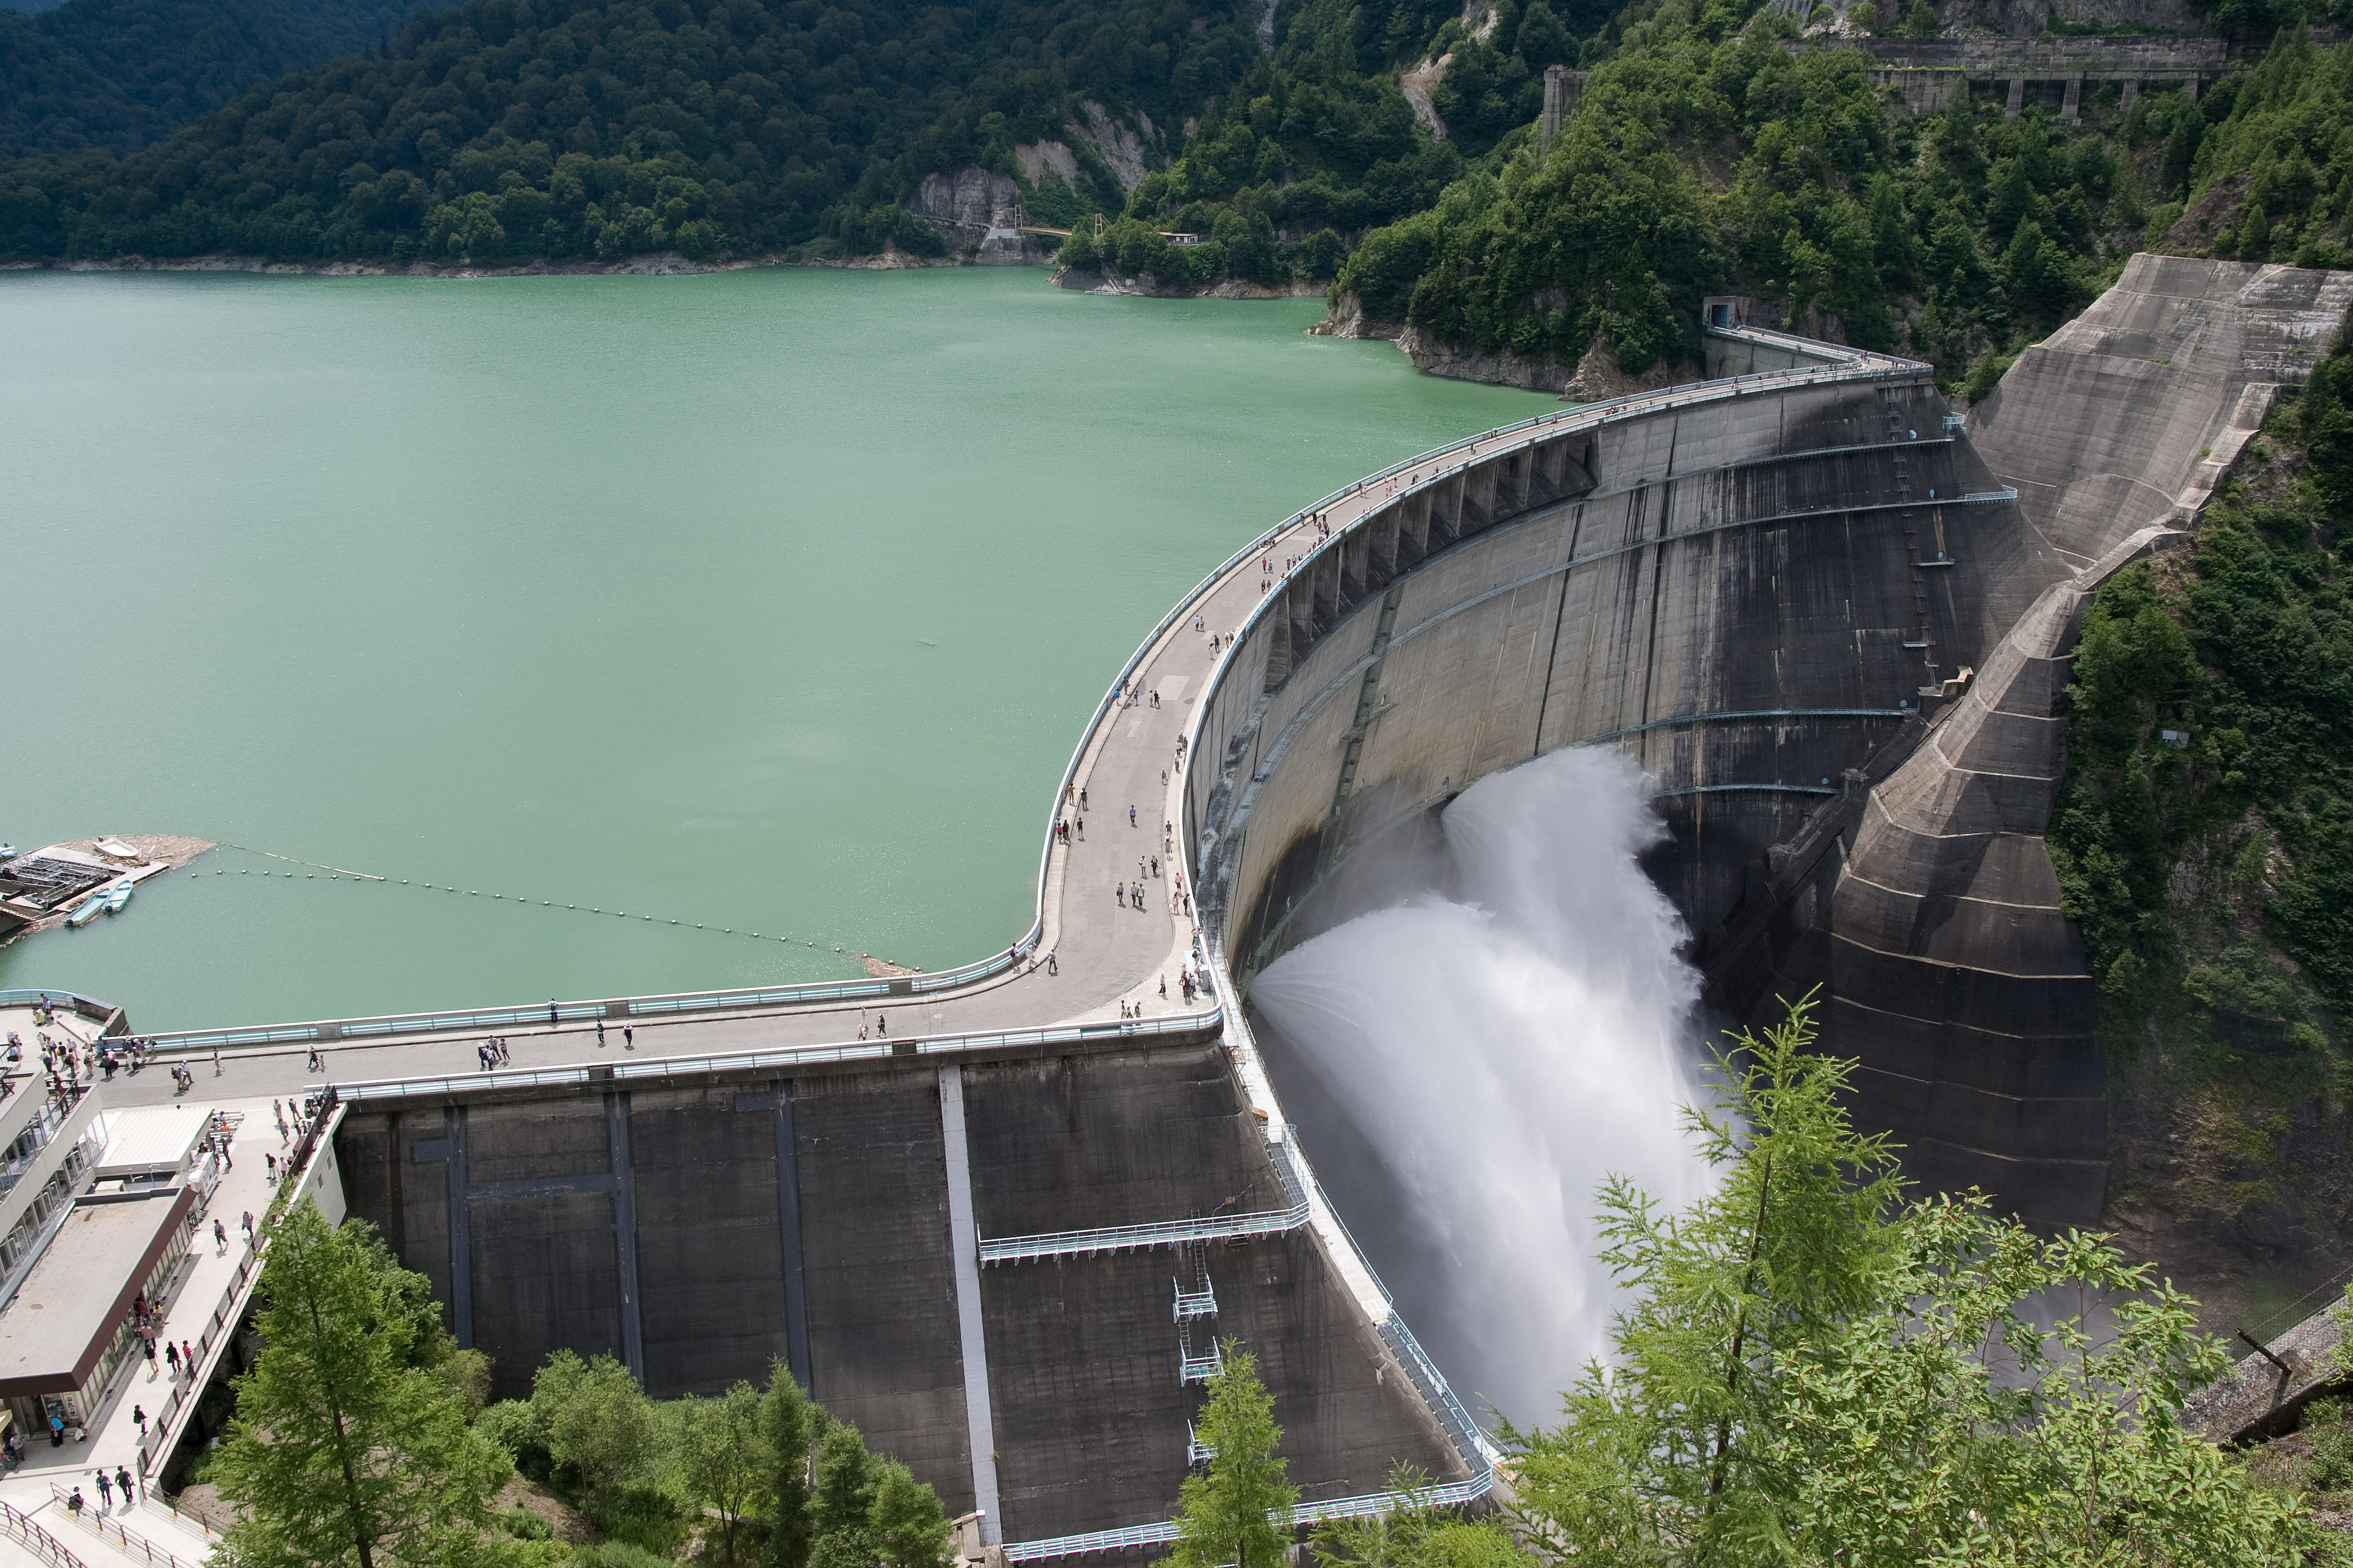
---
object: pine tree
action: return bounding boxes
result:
[1168,1345,1296,1568]
[1504,996,2320,1566]
[761,1364,818,1568]
[868,1460,952,1568]
[214,1202,509,1568]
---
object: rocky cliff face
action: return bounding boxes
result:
[905,167,1050,263]
[1930,0,2202,37]
[1310,292,1688,401]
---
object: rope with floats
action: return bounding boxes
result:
[192,843,919,973]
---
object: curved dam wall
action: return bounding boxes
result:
[1185,259,2353,1234]
[1180,335,2095,1223]
[1182,341,2060,981]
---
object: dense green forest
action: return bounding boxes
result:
[0,0,1262,263]
[1066,7,2353,387]
[5,0,2353,400]
[2045,335,2353,1285]
[0,0,427,159]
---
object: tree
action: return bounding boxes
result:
[868,1460,952,1568]
[1312,1467,1520,1568]
[531,1351,657,1506]
[214,1202,511,1568]
[814,1421,878,1538]
[1168,1345,1296,1568]
[681,1380,772,1564]
[1503,996,2320,1566]
[761,1364,819,1568]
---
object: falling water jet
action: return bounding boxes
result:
[1251,746,1712,1430]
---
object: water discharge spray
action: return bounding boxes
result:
[1251,746,1711,1430]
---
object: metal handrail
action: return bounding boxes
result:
[135,1244,262,1477]
[122,332,1924,1065]
[0,991,118,1020]
[329,1005,1225,1102]
[46,1488,201,1568]
[999,1470,1498,1560]
[980,1198,1308,1265]
[0,1497,89,1568]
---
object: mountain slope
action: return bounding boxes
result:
[0,0,1262,262]
[0,0,429,158]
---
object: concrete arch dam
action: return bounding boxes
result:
[293,255,2351,1557]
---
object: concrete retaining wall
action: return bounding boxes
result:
[334,1040,1456,1544]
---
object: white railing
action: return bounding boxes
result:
[979,1197,1307,1265]
[999,1471,1500,1561]
[331,1006,1224,1102]
[125,331,1926,1067]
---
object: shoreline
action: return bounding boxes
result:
[0,248,1050,281]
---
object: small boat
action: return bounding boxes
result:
[0,844,16,860]
[66,878,134,927]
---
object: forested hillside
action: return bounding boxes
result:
[0,0,427,158]
[1080,8,2353,392]
[0,0,1261,262]
[2053,338,2353,1314]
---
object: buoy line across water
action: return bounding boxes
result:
[195,842,916,973]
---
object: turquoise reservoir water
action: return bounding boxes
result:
[0,267,1550,1029]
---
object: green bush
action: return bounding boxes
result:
[1959,348,2019,403]
[500,1507,555,1541]
[479,1400,551,1481]
[570,1544,673,1568]
[592,1487,686,1558]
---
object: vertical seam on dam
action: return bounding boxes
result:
[1530,503,1584,754]
[775,1078,813,1390]
[937,1065,1002,1545]
[447,1105,472,1349]
[608,1091,644,1382]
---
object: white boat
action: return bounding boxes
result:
[0,845,16,860]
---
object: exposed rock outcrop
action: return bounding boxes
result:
[1399,55,1451,138]
[905,166,1049,263]
[1393,325,1574,392]
[1307,290,1404,340]
[1052,267,1318,298]
[1072,101,1153,190]
[1933,0,2201,37]
[1013,140,1081,188]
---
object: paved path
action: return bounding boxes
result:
[90,465,1455,1108]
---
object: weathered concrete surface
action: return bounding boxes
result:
[214,257,2353,1552]
[335,1037,1457,1545]
[982,1234,1460,1540]
[2185,1307,2347,1445]
[1972,256,2353,566]
[1195,261,2353,1232]
[1190,358,2063,997]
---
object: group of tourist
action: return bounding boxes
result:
[65,1461,135,1515]
[475,1037,512,1071]
[127,1286,196,1389]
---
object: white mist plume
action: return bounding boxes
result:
[1250,746,1711,1430]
